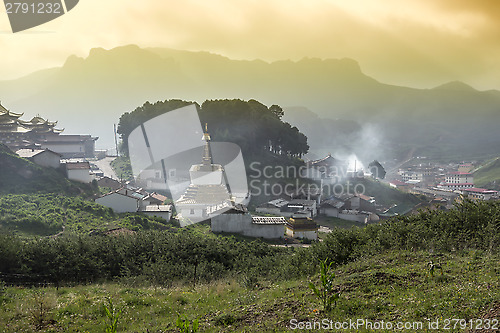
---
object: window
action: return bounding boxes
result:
[190,209,195,215]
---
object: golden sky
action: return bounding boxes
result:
[1,0,499,89]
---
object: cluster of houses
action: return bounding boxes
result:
[391,161,499,205]
[95,184,172,221]
[11,145,173,222]
[16,148,97,183]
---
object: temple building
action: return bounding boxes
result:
[175,125,233,225]
[0,102,97,158]
[285,216,319,240]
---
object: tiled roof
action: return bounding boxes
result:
[251,216,286,225]
[16,148,61,158]
[321,200,345,209]
[176,184,231,205]
[141,205,172,212]
[65,162,90,170]
[463,188,498,194]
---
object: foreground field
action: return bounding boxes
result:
[1,250,498,333]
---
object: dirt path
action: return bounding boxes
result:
[93,156,118,179]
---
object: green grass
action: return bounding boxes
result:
[315,215,366,230]
[0,194,174,237]
[0,250,497,332]
[474,157,500,190]
[111,156,134,182]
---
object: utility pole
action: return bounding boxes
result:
[114,124,119,157]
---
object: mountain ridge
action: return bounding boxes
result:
[1,44,500,159]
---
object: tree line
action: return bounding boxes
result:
[117,99,309,158]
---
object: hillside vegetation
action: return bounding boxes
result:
[0,194,174,237]
[0,144,90,195]
[474,157,500,190]
[0,198,499,332]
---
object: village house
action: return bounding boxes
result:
[96,176,122,191]
[319,199,345,217]
[255,198,289,215]
[350,194,377,212]
[16,148,61,169]
[96,188,151,213]
[389,180,410,192]
[64,161,92,183]
[141,204,172,221]
[319,194,379,223]
[96,186,173,220]
[211,205,286,239]
[148,192,168,205]
[461,188,498,201]
[255,198,317,218]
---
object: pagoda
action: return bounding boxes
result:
[0,102,97,157]
[175,124,233,226]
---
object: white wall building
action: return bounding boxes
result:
[96,191,143,213]
[65,162,92,183]
[16,148,61,169]
[96,187,154,213]
[445,172,474,184]
[140,205,172,221]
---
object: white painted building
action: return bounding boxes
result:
[96,191,143,213]
[96,187,153,213]
[65,162,92,183]
[140,205,172,221]
[445,172,474,184]
[40,134,98,158]
[16,148,61,169]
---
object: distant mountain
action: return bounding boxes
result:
[1,44,499,160]
[432,81,477,92]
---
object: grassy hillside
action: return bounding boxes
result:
[0,194,174,237]
[0,250,497,332]
[328,177,423,215]
[474,157,500,190]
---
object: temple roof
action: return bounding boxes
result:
[0,102,23,119]
[0,103,62,134]
[176,184,231,205]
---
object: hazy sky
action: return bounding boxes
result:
[1,0,499,89]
